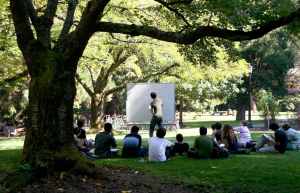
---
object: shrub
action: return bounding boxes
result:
[256,90,280,125]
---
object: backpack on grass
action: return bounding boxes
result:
[212,147,229,158]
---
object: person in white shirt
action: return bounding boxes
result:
[148,128,175,162]
[234,120,252,147]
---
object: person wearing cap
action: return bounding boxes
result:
[250,122,288,153]
[149,92,163,138]
[94,123,118,158]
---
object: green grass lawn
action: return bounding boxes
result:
[1,130,300,192]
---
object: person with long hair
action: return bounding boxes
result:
[282,123,300,151]
[222,123,239,154]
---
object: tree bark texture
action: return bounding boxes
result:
[90,94,105,130]
[236,102,246,121]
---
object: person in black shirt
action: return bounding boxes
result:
[214,121,223,145]
[171,134,189,156]
[250,122,287,153]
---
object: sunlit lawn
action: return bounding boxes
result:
[1,113,299,192]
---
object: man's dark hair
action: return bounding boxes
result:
[156,127,166,138]
[241,120,248,127]
[104,123,113,132]
[200,126,207,135]
[131,126,139,133]
[150,92,157,99]
[176,134,183,142]
[77,119,85,127]
[270,122,279,131]
[211,123,216,130]
[215,122,222,130]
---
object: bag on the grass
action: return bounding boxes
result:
[212,147,229,158]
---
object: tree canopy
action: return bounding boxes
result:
[7,0,300,188]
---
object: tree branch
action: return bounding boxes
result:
[167,0,193,5]
[57,0,78,44]
[83,63,96,89]
[75,73,94,96]
[154,0,191,27]
[105,63,180,96]
[10,0,36,61]
[24,0,39,28]
[94,8,300,44]
[0,69,29,87]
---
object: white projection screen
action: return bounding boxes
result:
[126,83,175,122]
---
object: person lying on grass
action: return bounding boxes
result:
[148,127,174,162]
[121,126,149,158]
[187,126,220,159]
[250,122,287,153]
[171,134,189,156]
[281,123,300,151]
[234,120,252,148]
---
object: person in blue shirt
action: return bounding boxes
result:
[121,126,149,158]
[250,122,288,153]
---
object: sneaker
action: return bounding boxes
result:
[166,158,171,161]
[250,147,256,152]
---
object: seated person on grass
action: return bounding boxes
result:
[282,123,300,151]
[171,134,189,156]
[74,135,94,161]
[211,123,217,141]
[121,126,149,158]
[73,119,94,150]
[234,120,252,148]
[148,127,175,162]
[250,122,287,153]
[187,126,220,159]
[215,121,223,145]
[94,123,118,158]
[223,123,239,153]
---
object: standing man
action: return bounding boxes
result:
[149,92,163,137]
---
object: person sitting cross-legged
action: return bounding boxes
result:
[250,122,288,153]
[94,123,118,158]
[121,126,149,158]
[171,134,189,156]
[187,126,220,159]
[148,127,175,162]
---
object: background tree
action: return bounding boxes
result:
[235,28,295,120]
[8,0,300,185]
[75,40,181,130]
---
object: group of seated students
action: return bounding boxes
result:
[73,119,300,162]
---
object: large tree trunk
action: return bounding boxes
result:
[90,94,105,130]
[236,101,246,121]
[20,52,97,175]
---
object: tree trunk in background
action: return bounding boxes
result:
[90,94,105,130]
[236,102,246,121]
[179,96,183,125]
